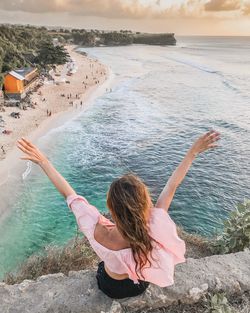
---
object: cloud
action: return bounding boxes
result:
[0,0,152,16]
[0,0,162,18]
[66,0,157,19]
[0,0,192,19]
[242,2,250,15]
[0,0,246,19]
[0,0,62,13]
[204,0,241,11]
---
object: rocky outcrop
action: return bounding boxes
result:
[73,32,177,47]
[1,250,249,313]
[133,33,176,46]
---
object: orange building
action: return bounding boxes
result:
[4,68,38,99]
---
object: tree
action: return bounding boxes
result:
[36,42,70,67]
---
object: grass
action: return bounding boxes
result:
[3,236,99,285]
[176,225,213,259]
[2,220,248,313]
[3,223,211,285]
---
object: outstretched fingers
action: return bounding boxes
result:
[202,130,214,139]
[207,133,220,143]
[20,155,39,162]
[204,130,220,143]
[192,130,221,155]
[21,137,35,148]
[17,142,29,154]
[206,132,220,151]
[17,138,45,164]
[17,139,35,153]
[17,139,38,160]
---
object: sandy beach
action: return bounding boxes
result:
[0,45,109,178]
[0,46,108,158]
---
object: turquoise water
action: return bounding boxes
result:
[0,37,250,278]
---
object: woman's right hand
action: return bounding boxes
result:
[17,138,48,165]
[18,138,76,198]
[190,130,220,156]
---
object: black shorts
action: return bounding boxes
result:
[96,261,149,299]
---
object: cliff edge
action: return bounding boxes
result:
[1,250,249,313]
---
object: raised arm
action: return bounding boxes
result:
[17,138,76,199]
[156,130,220,211]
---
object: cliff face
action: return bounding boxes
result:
[133,33,176,46]
[1,250,249,313]
[70,32,177,47]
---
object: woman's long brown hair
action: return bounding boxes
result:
[107,173,154,279]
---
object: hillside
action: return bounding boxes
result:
[0,25,51,86]
[0,24,176,87]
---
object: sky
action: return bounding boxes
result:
[0,0,250,35]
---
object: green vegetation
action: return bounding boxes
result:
[63,29,175,46]
[0,24,69,87]
[0,24,176,88]
[211,200,250,254]
[55,28,135,47]
[206,292,233,313]
[4,236,98,285]
[3,200,250,285]
[35,42,69,68]
[3,222,211,285]
[133,33,176,45]
[101,31,133,46]
[2,205,250,312]
[0,25,50,86]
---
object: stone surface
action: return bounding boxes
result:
[1,250,250,313]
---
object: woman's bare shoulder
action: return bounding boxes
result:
[94,223,130,251]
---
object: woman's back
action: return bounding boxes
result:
[94,221,130,251]
[67,194,186,287]
[17,130,220,298]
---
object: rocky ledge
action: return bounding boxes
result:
[0,250,249,313]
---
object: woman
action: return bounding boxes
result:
[17,130,220,299]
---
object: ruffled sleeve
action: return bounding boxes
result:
[149,208,186,264]
[66,194,101,239]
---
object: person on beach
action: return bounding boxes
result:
[1,145,5,155]
[17,130,220,299]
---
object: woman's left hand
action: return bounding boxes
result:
[17,138,48,165]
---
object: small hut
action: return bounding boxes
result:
[3,68,39,100]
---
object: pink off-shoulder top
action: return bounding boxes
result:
[67,194,186,287]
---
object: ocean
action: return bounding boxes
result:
[0,36,250,278]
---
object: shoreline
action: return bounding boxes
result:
[0,45,113,218]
